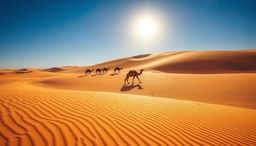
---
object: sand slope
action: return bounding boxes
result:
[1,49,256,145]
[36,72,256,109]
[63,49,256,74]
[1,82,256,146]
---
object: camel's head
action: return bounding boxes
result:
[120,67,123,70]
[141,69,145,71]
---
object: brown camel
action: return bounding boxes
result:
[102,67,109,73]
[113,67,123,74]
[96,68,102,74]
[124,69,144,84]
[85,69,94,75]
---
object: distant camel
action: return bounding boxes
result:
[96,68,102,74]
[124,69,144,84]
[102,68,109,73]
[113,67,123,74]
[85,69,94,75]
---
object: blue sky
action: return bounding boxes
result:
[0,0,255,69]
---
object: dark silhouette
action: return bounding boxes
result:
[102,67,109,74]
[113,67,123,74]
[78,75,86,78]
[124,69,144,84]
[120,83,143,91]
[43,67,64,72]
[15,71,33,74]
[85,69,94,76]
[96,68,102,74]
[110,73,117,76]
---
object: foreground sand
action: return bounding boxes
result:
[1,50,256,145]
[1,73,256,145]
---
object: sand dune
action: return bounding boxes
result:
[1,81,256,145]
[36,72,256,109]
[42,67,66,72]
[1,49,256,145]
[64,49,256,74]
[151,50,256,73]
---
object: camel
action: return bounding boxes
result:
[85,69,93,75]
[102,67,109,73]
[96,68,102,74]
[113,67,123,74]
[124,69,144,84]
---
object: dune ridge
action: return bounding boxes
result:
[63,49,256,74]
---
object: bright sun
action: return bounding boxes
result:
[136,16,158,39]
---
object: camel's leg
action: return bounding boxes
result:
[125,76,129,84]
[132,76,135,84]
[124,77,127,84]
[136,75,141,83]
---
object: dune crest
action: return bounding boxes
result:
[62,49,256,74]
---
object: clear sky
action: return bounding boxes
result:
[0,0,255,69]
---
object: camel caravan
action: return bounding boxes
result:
[84,67,144,84]
[85,67,122,75]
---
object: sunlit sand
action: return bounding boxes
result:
[1,50,256,145]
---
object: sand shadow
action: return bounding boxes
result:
[0,73,5,75]
[78,75,87,78]
[120,83,143,91]
[110,73,118,76]
[92,73,105,76]
[15,71,33,74]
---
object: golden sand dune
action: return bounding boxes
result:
[1,82,256,146]
[36,72,256,109]
[1,50,256,145]
[63,49,256,74]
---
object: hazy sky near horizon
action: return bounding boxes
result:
[0,0,255,69]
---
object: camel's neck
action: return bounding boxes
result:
[138,70,143,75]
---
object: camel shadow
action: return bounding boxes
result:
[78,75,87,78]
[120,83,143,91]
[92,73,105,76]
[110,73,118,76]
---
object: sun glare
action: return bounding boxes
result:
[129,9,165,45]
[136,16,157,38]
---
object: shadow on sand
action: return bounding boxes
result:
[15,71,33,74]
[120,83,143,91]
[78,75,87,78]
[0,73,5,75]
[91,73,106,76]
[110,73,119,76]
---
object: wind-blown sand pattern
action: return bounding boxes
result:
[1,50,256,145]
[1,83,256,146]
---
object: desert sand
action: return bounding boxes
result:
[1,50,256,145]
